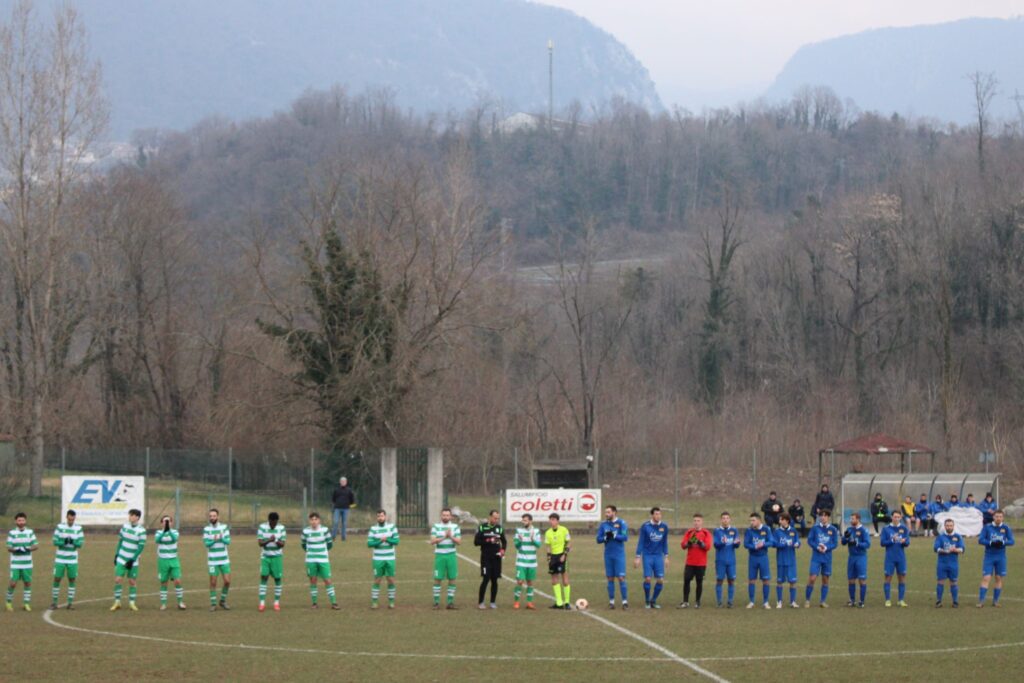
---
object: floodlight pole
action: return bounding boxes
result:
[548,39,554,128]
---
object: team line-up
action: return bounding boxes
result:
[3,503,1016,614]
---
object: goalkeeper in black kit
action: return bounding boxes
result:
[475,509,508,609]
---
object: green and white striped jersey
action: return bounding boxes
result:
[203,523,231,566]
[258,523,286,558]
[301,526,332,563]
[368,523,399,561]
[431,522,461,554]
[154,528,180,561]
[115,522,146,567]
[514,526,542,568]
[53,522,84,565]
[7,527,37,570]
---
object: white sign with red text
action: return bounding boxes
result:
[505,489,602,523]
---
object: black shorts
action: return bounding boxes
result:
[548,554,567,575]
[481,556,502,578]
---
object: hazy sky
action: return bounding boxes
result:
[540,0,1024,108]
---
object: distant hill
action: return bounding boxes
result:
[766,18,1024,124]
[59,0,661,139]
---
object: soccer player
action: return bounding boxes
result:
[431,507,461,609]
[804,509,838,608]
[302,512,338,609]
[915,494,933,537]
[841,512,871,608]
[545,512,572,610]
[978,493,997,525]
[773,512,801,608]
[111,508,146,612]
[6,512,38,612]
[977,509,1015,608]
[744,512,773,609]
[679,513,711,609]
[713,512,741,607]
[880,509,910,607]
[596,505,629,609]
[634,507,669,609]
[155,515,186,611]
[513,513,541,610]
[367,508,399,609]
[475,509,507,609]
[51,509,83,610]
[934,518,964,607]
[257,511,286,612]
[203,508,232,611]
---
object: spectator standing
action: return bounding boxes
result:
[811,485,835,519]
[331,477,356,540]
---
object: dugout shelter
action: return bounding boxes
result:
[818,433,936,485]
[840,472,1000,527]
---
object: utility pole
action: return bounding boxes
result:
[548,39,554,128]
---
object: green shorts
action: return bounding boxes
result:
[515,566,537,582]
[373,560,396,578]
[158,560,181,583]
[114,563,139,579]
[306,562,331,579]
[261,556,283,580]
[207,563,231,576]
[10,568,32,583]
[433,554,458,581]
[53,564,78,580]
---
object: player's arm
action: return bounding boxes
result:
[326,535,334,551]
[474,525,485,547]
[596,523,607,544]
[563,532,572,559]
[278,531,286,547]
[615,520,628,543]
[712,529,724,549]
[222,528,231,546]
[390,529,400,546]
[203,532,215,548]
[367,533,381,548]
[452,527,461,545]
[1005,527,1016,546]
[499,526,507,551]
[743,529,755,550]
[75,531,84,549]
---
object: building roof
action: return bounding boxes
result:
[821,432,934,455]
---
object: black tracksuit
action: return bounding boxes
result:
[475,523,507,604]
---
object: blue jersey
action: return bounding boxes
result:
[596,518,628,556]
[713,526,741,564]
[773,526,800,565]
[635,521,669,558]
[914,501,931,520]
[880,523,910,563]
[929,502,946,517]
[744,525,773,557]
[807,523,839,558]
[841,524,871,556]
[978,500,997,522]
[934,531,964,567]
[979,523,1015,557]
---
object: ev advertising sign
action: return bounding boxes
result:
[61,476,145,526]
[505,489,602,523]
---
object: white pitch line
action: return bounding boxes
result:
[691,638,1024,662]
[456,552,731,683]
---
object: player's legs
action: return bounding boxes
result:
[386,575,396,607]
[324,575,338,608]
[220,570,231,606]
[896,570,907,605]
[694,566,705,606]
[308,573,319,607]
[683,564,694,604]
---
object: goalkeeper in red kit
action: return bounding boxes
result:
[678,513,712,608]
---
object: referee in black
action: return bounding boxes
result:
[475,509,507,609]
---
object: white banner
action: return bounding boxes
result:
[505,489,602,523]
[61,476,145,526]
[935,507,984,537]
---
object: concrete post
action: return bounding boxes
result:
[427,448,444,525]
[381,448,398,522]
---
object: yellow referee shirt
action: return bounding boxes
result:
[544,526,571,555]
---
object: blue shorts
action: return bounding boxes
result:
[604,553,626,579]
[776,562,797,583]
[884,557,907,576]
[642,554,665,579]
[809,556,832,578]
[936,564,959,582]
[982,556,1007,577]
[715,560,736,581]
[847,555,868,581]
[748,555,771,581]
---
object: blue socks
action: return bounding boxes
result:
[716,583,723,604]
[951,585,959,603]
[607,580,615,601]
[859,584,867,603]
[848,584,856,602]
[651,582,663,604]
[936,584,944,602]
[728,583,735,603]
[993,588,1001,604]
[820,585,829,603]
[762,584,770,603]
[884,583,892,601]
[748,584,756,603]
[979,586,988,603]
[620,581,628,601]
[643,581,651,603]
[789,586,796,603]
[805,584,813,601]
[776,585,783,602]
[898,583,906,602]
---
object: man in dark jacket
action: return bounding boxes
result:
[811,485,835,519]
[870,493,890,536]
[331,477,356,540]
[788,499,807,537]
[475,510,507,609]
[761,492,783,528]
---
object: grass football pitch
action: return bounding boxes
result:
[4,529,1022,682]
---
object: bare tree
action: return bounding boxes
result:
[968,71,998,177]
[0,1,107,494]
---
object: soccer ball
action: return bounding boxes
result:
[575,598,589,610]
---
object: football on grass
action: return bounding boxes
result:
[575,598,588,610]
